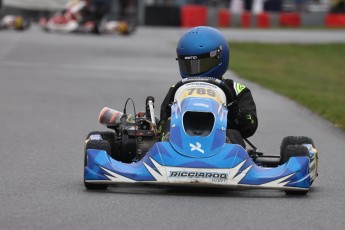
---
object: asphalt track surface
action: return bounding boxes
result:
[1,26,345,230]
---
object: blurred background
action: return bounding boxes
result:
[1,0,345,29]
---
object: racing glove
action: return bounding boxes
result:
[227,100,242,126]
[227,100,257,138]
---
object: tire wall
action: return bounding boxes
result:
[144,4,345,28]
[2,1,345,28]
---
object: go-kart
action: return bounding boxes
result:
[84,77,318,195]
[39,0,133,35]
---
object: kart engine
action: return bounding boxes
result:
[99,107,157,163]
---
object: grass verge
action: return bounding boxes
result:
[230,43,345,130]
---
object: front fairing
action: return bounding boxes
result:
[168,82,228,158]
[85,142,311,190]
[169,98,228,158]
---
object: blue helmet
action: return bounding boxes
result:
[176,26,230,79]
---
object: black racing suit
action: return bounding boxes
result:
[157,78,258,147]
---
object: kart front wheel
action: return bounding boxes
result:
[285,189,308,196]
[84,137,111,190]
[84,181,108,190]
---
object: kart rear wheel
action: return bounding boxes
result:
[86,131,115,157]
[84,137,111,190]
[281,144,309,164]
[280,136,314,164]
[281,145,310,195]
[86,131,115,143]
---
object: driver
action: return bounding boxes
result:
[158,26,258,148]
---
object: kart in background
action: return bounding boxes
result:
[0,15,30,31]
[39,0,134,35]
[84,77,318,195]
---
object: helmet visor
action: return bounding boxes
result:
[177,48,222,76]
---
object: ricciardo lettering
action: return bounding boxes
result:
[169,171,228,179]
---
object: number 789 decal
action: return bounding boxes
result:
[182,87,223,105]
[187,87,216,97]
[175,84,227,106]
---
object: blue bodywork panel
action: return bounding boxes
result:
[85,142,310,189]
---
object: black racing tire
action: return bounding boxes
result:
[281,137,315,195]
[84,136,111,190]
[86,131,115,142]
[226,129,246,149]
[86,131,115,157]
[282,145,310,196]
[281,144,309,164]
[285,189,309,196]
[280,136,314,164]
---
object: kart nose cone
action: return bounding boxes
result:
[170,97,228,158]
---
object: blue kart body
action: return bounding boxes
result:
[85,82,317,192]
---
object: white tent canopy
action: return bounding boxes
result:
[3,0,67,10]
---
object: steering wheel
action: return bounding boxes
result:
[173,77,234,104]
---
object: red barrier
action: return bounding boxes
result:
[241,12,251,28]
[325,14,345,28]
[218,9,231,27]
[279,13,301,27]
[257,12,270,28]
[181,5,207,28]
